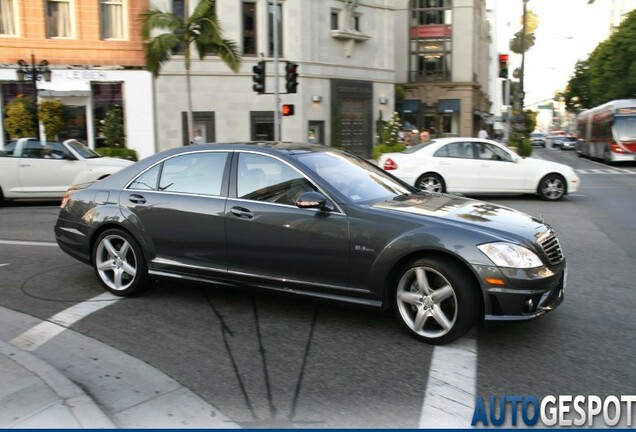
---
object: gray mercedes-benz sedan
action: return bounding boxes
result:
[55,142,565,344]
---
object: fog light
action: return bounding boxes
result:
[524,299,534,312]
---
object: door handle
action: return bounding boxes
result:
[18,163,31,167]
[439,161,450,165]
[129,194,147,204]
[231,206,254,219]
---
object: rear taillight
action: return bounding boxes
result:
[611,143,626,154]
[383,158,398,170]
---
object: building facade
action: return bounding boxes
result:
[0,0,155,159]
[151,0,396,158]
[394,0,492,138]
[1,0,497,160]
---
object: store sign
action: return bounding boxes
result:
[53,70,109,81]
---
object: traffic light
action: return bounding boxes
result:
[281,104,295,116]
[285,62,298,94]
[252,60,266,94]
[498,53,509,79]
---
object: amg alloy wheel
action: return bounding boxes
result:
[93,229,149,296]
[394,257,478,344]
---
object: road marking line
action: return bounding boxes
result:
[0,239,58,247]
[419,334,477,428]
[0,263,8,268]
[10,292,121,351]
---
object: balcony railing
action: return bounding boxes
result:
[408,70,451,82]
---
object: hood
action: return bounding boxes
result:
[371,192,547,241]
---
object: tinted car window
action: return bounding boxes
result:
[130,152,228,196]
[129,164,161,191]
[237,153,317,205]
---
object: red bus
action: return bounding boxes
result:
[576,99,636,163]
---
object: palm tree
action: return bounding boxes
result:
[141,0,241,143]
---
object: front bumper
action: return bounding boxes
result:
[474,264,566,321]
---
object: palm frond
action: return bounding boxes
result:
[191,0,214,22]
[144,33,181,77]
[195,38,242,73]
[140,9,181,40]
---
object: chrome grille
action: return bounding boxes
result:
[538,230,564,266]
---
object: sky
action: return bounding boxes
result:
[495,0,635,107]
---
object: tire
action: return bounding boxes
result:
[393,257,478,345]
[92,228,149,296]
[416,173,445,193]
[537,174,566,201]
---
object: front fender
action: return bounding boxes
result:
[366,226,494,302]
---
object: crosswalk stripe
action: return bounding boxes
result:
[576,168,636,175]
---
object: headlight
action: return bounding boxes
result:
[478,242,543,268]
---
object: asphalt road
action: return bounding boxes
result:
[0,147,634,427]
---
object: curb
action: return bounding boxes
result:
[0,339,115,428]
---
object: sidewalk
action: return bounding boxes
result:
[0,307,240,429]
[0,340,114,428]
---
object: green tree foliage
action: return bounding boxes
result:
[4,95,37,138]
[372,112,405,159]
[140,0,241,142]
[37,99,66,140]
[510,10,538,54]
[103,106,124,146]
[565,9,636,111]
[563,60,591,112]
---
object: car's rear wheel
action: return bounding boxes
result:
[416,173,445,193]
[393,257,478,345]
[93,228,149,296]
[538,174,566,201]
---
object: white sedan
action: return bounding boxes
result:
[378,137,581,201]
[0,138,134,202]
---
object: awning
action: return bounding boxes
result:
[438,99,460,113]
[397,99,421,114]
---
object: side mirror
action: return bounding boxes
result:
[296,191,328,210]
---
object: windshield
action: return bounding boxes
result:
[614,116,636,141]
[66,140,102,159]
[294,151,412,204]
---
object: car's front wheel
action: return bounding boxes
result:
[92,228,149,296]
[416,173,445,193]
[538,174,566,201]
[393,257,478,344]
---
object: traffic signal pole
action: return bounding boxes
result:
[273,0,281,142]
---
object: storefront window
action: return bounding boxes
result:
[92,82,124,147]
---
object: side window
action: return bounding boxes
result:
[129,164,161,191]
[129,152,228,195]
[434,142,473,159]
[237,153,317,205]
[477,143,511,162]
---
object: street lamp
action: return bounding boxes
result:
[16,54,52,94]
[16,54,51,138]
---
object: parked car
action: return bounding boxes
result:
[0,138,133,202]
[559,136,579,150]
[378,137,580,201]
[55,142,566,345]
[529,132,546,147]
